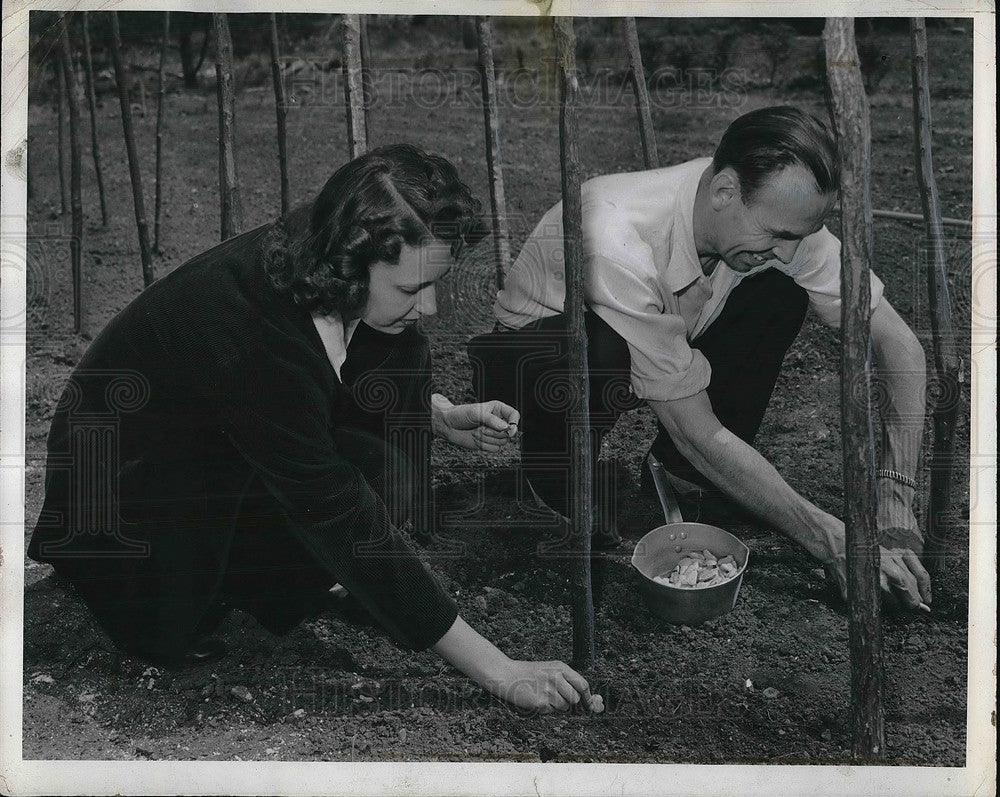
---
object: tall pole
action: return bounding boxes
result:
[110,11,154,287]
[909,18,961,575]
[58,13,84,334]
[268,13,290,216]
[56,58,67,215]
[214,12,244,240]
[622,18,659,170]
[154,11,170,253]
[342,14,367,158]
[553,16,595,672]
[359,15,373,146]
[476,16,511,290]
[80,12,107,226]
[824,17,885,762]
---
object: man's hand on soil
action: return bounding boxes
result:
[879,546,933,610]
[824,546,932,612]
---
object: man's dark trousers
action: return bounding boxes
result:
[468,268,809,521]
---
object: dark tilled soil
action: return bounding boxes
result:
[20,20,972,763]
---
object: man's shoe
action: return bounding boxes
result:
[524,472,624,553]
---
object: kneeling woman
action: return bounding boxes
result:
[29,145,593,714]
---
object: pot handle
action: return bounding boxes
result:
[647,453,684,525]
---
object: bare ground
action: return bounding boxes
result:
[19,20,973,763]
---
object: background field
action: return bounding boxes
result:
[20,14,974,763]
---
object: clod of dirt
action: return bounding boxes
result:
[762,687,780,699]
[230,685,253,703]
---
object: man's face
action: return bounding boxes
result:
[360,240,453,333]
[711,164,836,273]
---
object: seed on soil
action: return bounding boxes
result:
[654,547,740,589]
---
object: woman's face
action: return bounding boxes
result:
[360,240,453,333]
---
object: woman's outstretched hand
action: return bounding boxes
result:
[431,615,602,714]
[431,394,519,452]
[490,659,600,714]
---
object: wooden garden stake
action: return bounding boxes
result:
[342,14,367,158]
[154,11,170,253]
[476,16,512,290]
[214,12,244,241]
[622,18,659,170]
[823,17,885,762]
[553,16,595,671]
[57,13,84,334]
[268,13,290,216]
[359,15,373,146]
[57,58,67,215]
[80,12,107,226]
[909,18,962,574]
[110,11,154,287]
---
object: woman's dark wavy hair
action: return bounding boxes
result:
[263,144,487,315]
[712,106,840,204]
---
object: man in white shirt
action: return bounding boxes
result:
[470,106,931,610]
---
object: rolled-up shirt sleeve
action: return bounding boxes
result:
[586,249,712,402]
[780,226,885,328]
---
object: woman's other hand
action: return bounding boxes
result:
[431,394,519,452]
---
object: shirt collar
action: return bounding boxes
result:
[311,311,360,381]
[665,158,713,293]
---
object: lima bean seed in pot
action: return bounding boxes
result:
[651,549,739,589]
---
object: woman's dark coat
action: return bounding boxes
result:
[28,209,458,663]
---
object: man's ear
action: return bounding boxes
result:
[709,167,742,212]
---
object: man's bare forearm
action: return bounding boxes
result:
[648,393,845,565]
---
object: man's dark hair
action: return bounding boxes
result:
[263,143,487,315]
[712,106,840,203]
